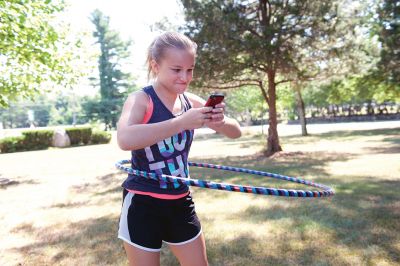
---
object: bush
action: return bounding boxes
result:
[90,130,112,144]
[0,127,110,153]
[65,127,92,145]
[22,130,54,150]
[0,136,26,153]
[0,130,55,153]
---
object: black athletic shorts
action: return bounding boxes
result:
[118,189,202,252]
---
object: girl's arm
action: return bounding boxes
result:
[186,92,242,139]
[117,91,213,151]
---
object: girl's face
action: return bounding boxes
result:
[152,48,196,95]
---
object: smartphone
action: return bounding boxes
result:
[205,93,224,108]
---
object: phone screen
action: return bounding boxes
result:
[205,93,224,108]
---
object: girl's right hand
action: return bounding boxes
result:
[177,107,213,130]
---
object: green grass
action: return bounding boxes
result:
[189,128,400,266]
[1,127,399,265]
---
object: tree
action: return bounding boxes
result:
[0,0,78,107]
[181,0,347,155]
[89,9,135,130]
[287,0,379,135]
[359,0,400,101]
[375,0,399,86]
[312,0,399,107]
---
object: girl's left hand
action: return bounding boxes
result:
[206,102,226,127]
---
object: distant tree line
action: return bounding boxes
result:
[0,96,126,129]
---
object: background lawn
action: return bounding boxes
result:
[0,123,399,265]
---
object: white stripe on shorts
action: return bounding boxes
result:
[117,192,161,252]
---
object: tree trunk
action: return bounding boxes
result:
[265,70,282,156]
[245,108,251,126]
[294,86,308,136]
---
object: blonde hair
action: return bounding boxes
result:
[146,32,198,80]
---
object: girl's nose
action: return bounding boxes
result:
[179,72,188,82]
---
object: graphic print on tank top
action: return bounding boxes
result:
[144,129,191,189]
[124,86,194,194]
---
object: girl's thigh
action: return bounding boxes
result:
[123,242,161,266]
[167,232,208,266]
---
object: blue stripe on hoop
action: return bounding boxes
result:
[115,160,334,198]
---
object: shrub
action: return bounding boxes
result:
[0,130,55,153]
[65,127,92,145]
[0,136,26,153]
[90,130,112,144]
[22,130,54,150]
[81,128,92,145]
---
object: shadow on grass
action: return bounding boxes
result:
[48,201,89,209]
[69,172,124,200]
[11,216,127,265]
[382,135,400,145]
[0,178,39,189]
[195,131,263,143]
[282,127,400,145]
[187,149,399,265]
[204,233,356,265]
[188,151,352,194]
[228,177,400,264]
[368,145,400,154]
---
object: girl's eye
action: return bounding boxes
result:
[172,69,181,73]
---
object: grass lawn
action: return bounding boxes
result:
[0,126,399,265]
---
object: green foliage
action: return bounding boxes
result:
[373,0,399,85]
[47,92,90,126]
[276,83,297,120]
[30,105,51,127]
[0,129,54,153]
[90,9,135,129]
[330,0,400,105]
[90,130,112,144]
[0,136,25,153]
[0,92,92,129]
[0,127,111,153]
[0,105,29,128]
[303,74,399,108]
[65,127,92,145]
[22,130,54,150]
[81,97,124,130]
[48,95,75,126]
[225,86,267,123]
[180,0,353,153]
[181,0,341,88]
[0,0,79,107]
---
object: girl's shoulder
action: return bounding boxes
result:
[127,89,150,103]
[123,89,150,112]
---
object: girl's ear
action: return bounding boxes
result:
[150,59,159,75]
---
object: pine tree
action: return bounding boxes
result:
[90,9,134,129]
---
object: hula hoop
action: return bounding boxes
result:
[115,160,335,198]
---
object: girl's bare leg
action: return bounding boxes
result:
[167,233,208,266]
[123,242,160,266]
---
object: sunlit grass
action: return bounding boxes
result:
[0,127,399,265]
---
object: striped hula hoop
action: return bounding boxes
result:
[115,160,335,198]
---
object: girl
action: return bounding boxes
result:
[117,31,241,266]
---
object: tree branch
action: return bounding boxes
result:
[202,82,259,90]
[275,78,293,85]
